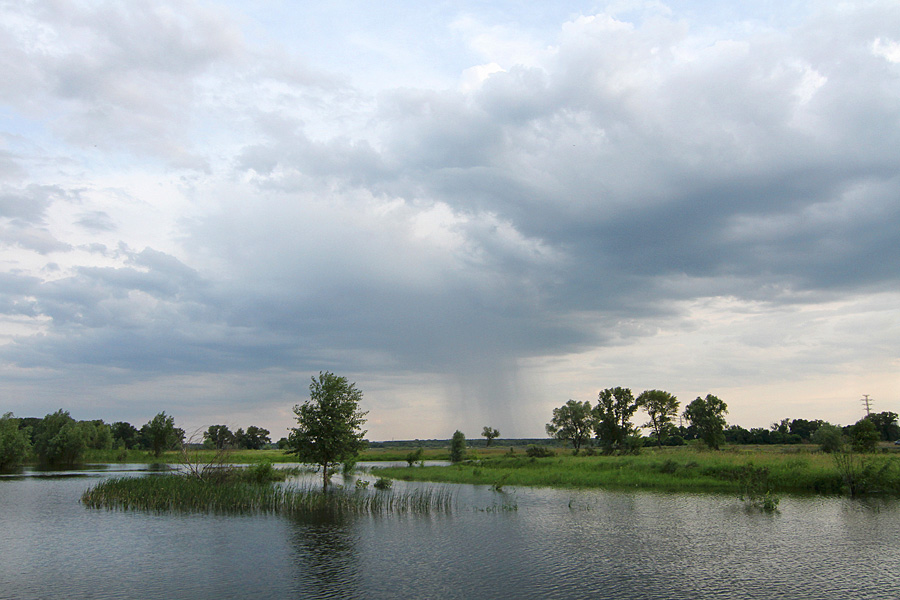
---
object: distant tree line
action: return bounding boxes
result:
[544,388,729,453]
[0,409,275,471]
[3,387,897,473]
[202,424,272,450]
[545,388,899,454]
[721,412,899,447]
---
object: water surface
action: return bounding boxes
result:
[1,465,899,599]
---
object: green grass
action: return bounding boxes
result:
[83,448,299,464]
[81,468,455,516]
[82,446,465,465]
[375,447,900,497]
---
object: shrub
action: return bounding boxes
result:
[850,419,880,453]
[525,445,555,458]
[737,464,780,512]
[624,435,644,455]
[812,424,844,453]
[450,430,466,463]
[406,447,424,467]
[657,459,679,474]
[248,461,276,484]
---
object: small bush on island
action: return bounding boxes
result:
[737,464,780,512]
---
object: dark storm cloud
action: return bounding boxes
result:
[1,1,899,437]
[364,5,900,314]
[143,1,897,385]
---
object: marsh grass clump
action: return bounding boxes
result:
[737,464,780,512]
[833,452,900,496]
[491,473,511,492]
[81,471,454,516]
[476,497,518,512]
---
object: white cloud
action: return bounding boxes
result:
[873,37,900,63]
[459,62,506,92]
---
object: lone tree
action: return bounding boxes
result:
[482,426,500,447]
[637,389,679,447]
[546,400,595,453]
[143,412,180,458]
[594,387,639,454]
[289,371,368,490]
[683,394,728,450]
[450,430,467,462]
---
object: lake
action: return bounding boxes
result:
[2,463,899,599]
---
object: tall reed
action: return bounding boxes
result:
[81,474,455,516]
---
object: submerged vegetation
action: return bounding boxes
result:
[81,467,455,516]
[376,447,900,498]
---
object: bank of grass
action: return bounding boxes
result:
[82,448,298,465]
[375,446,900,496]
[82,446,461,465]
[81,467,455,516]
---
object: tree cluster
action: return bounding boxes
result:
[0,410,187,469]
[202,424,272,450]
[721,411,899,453]
[546,389,730,453]
[545,391,896,455]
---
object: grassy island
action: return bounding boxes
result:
[81,464,454,516]
[374,447,900,497]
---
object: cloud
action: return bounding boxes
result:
[0,0,243,168]
[75,210,116,232]
[1,1,899,437]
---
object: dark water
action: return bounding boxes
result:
[2,464,900,599]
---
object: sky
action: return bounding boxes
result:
[1,0,898,442]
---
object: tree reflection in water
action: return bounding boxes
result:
[288,511,364,598]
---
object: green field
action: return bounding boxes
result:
[79,443,900,498]
[80,445,466,465]
[374,446,900,497]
